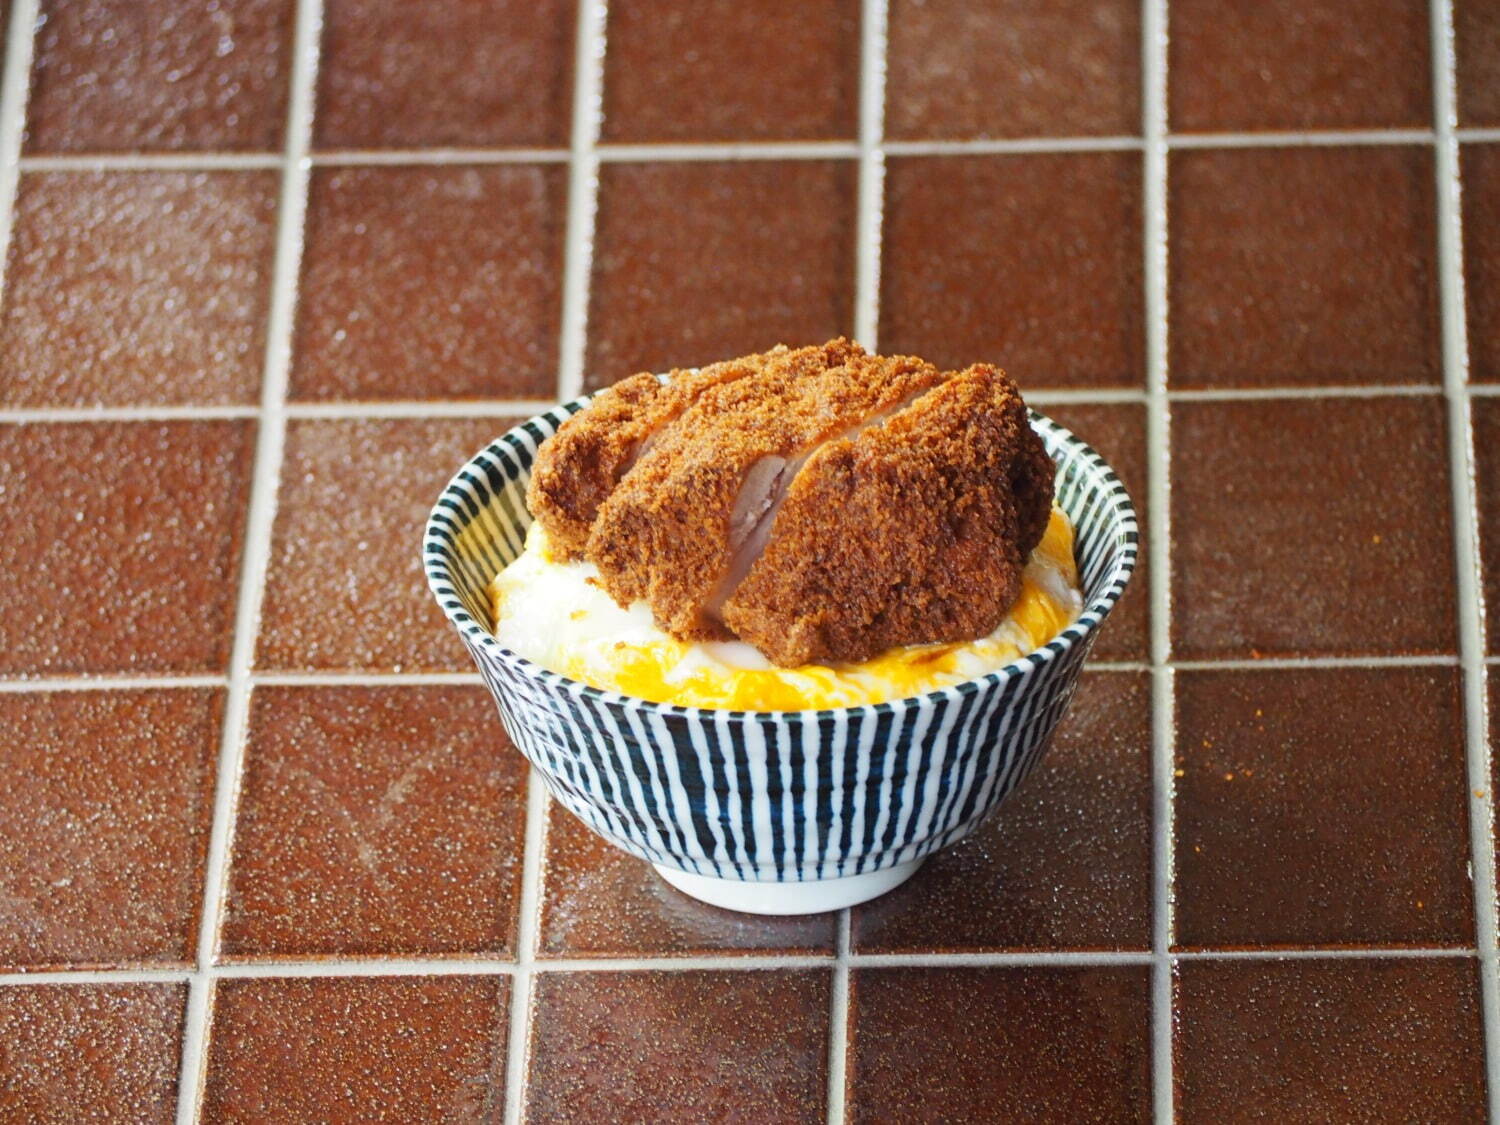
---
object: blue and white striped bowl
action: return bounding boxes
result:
[424,399,1137,914]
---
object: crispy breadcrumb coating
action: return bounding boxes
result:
[523,340,1055,667]
[586,340,947,640]
[723,364,1053,666]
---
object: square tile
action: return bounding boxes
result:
[313,0,574,149]
[0,690,220,970]
[537,802,837,958]
[1174,959,1486,1121]
[852,670,1152,952]
[847,966,1152,1122]
[1168,0,1431,132]
[1169,146,1440,388]
[1169,397,1455,659]
[602,0,859,143]
[1038,402,1149,660]
[585,160,856,388]
[1463,144,1500,383]
[203,976,507,1122]
[1457,0,1500,126]
[219,685,528,960]
[290,165,566,402]
[879,153,1144,388]
[256,418,512,672]
[0,420,255,675]
[0,171,277,407]
[1173,666,1472,950]
[0,983,186,1123]
[527,969,829,1123]
[1477,400,1500,647]
[884,0,1140,140]
[24,0,293,153]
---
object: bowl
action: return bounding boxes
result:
[423,398,1137,915]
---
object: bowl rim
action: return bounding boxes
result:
[423,397,1139,719]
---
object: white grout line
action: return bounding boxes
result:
[1169,128,1435,149]
[172,0,323,1120]
[1027,387,1149,405]
[1171,946,1478,961]
[503,773,549,1125]
[0,969,196,987]
[251,671,484,687]
[0,400,550,423]
[9,129,1485,182]
[1170,653,1461,671]
[1469,384,1500,396]
[310,148,570,167]
[826,909,853,1123]
[284,399,559,419]
[8,944,1482,990]
[884,135,1145,156]
[851,0,889,352]
[598,140,861,162]
[1432,2,1500,1117]
[18,152,284,171]
[1170,383,1444,400]
[0,674,228,692]
[0,0,39,317]
[1141,0,1174,1119]
[0,405,260,423]
[553,0,607,404]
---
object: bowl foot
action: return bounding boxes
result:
[652,857,926,915]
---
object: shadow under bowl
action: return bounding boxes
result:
[423,401,1137,915]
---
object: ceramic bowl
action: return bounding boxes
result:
[423,398,1137,914]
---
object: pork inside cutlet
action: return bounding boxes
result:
[585,341,949,641]
[526,340,1055,667]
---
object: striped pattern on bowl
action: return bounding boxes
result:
[424,401,1137,884]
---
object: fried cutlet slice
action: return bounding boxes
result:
[525,352,769,559]
[586,341,948,640]
[722,364,1054,666]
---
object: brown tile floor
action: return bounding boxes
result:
[884,0,1140,140]
[0,1,1497,1122]
[0,169,279,407]
[526,969,831,1123]
[203,975,509,1122]
[880,150,1144,387]
[1168,145,1441,389]
[1173,958,1487,1121]
[25,0,295,153]
[219,685,528,960]
[1167,0,1432,132]
[290,165,567,402]
[585,159,857,387]
[601,0,860,144]
[313,0,575,150]
[0,983,187,1124]
[256,417,516,671]
[847,966,1153,1122]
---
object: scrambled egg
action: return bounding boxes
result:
[488,509,1083,711]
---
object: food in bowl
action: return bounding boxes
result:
[424,368,1137,913]
[489,340,1082,709]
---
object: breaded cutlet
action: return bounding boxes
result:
[525,340,1055,667]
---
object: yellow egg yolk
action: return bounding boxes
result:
[488,508,1082,711]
